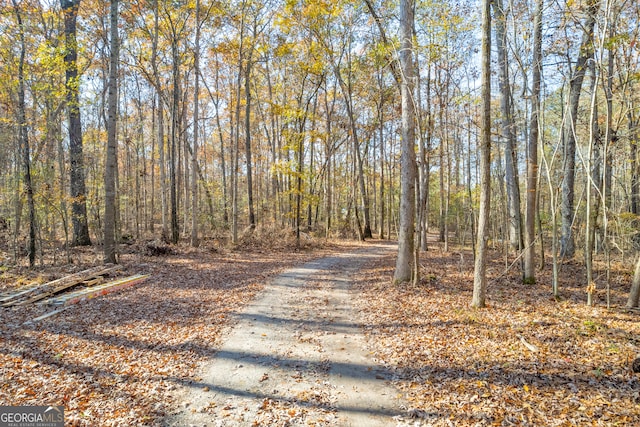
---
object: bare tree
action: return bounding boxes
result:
[61,0,91,247]
[12,0,36,267]
[494,0,522,253]
[394,0,417,283]
[560,0,600,258]
[524,0,543,283]
[191,0,201,247]
[168,14,181,245]
[244,15,258,231]
[104,0,119,264]
[472,0,492,308]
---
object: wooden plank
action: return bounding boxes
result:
[25,275,148,324]
[3,265,121,307]
[13,279,86,306]
[24,306,73,325]
[32,265,119,290]
[47,274,149,306]
[81,277,103,287]
[0,283,41,304]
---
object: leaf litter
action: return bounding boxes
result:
[1,237,639,426]
[0,238,344,426]
[354,244,640,427]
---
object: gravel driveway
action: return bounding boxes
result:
[166,242,407,426]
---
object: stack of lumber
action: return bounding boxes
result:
[45,274,148,306]
[1,265,121,307]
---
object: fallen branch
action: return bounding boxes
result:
[518,335,539,353]
[24,306,72,325]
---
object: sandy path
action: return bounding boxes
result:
[166,242,407,426]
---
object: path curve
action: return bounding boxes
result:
[166,241,407,426]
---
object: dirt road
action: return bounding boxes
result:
[166,242,409,426]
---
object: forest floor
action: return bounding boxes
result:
[0,233,639,426]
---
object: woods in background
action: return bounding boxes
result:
[1,0,639,304]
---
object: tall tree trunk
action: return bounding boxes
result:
[438,97,446,243]
[12,0,36,267]
[169,36,180,244]
[331,65,372,239]
[104,0,119,264]
[376,70,386,240]
[307,97,318,231]
[603,17,614,212]
[420,63,432,251]
[231,16,245,244]
[296,126,304,247]
[472,0,492,308]
[150,0,167,237]
[212,55,229,225]
[560,0,600,258]
[524,0,543,284]
[394,0,417,283]
[585,58,602,307]
[62,0,91,246]
[191,0,200,247]
[245,39,256,229]
[57,114,70,262]
[415,56,426,252]
[324,85,336,237]
[494,0,522,253]
[231,86,239,243]
[158,99,168,238]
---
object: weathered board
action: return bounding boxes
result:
[2,265,121,307]
[45,274,149,306]
[0,282,42,304]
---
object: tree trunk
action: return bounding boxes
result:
[466,93,476,255]
[103,0,119,264]
[332,65,372,239]
[12,0,36,267]
[150,0,167,238]
[62,0,91,247]
[420,63,432,252]
[307,97,318,231]
[191,0,200,247]
[169,36,180,244]
[376,69,386,239]
[494,0,522,253]
[296,126,303,247]
[630,111,639,215]
[415,56,426,252]
[627,253,640,308]
[560,0,600,258]
[394,0,417,283]
[472,0,492,308]
[378,79,385,240]
[439,98,446,243]
[212,55,229,225]
[524,0,542,284]
[57,113,70,262]
[231,17,245,244]
[585,58,602,307]
[245,38,256,229]
[324,85,336,237]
